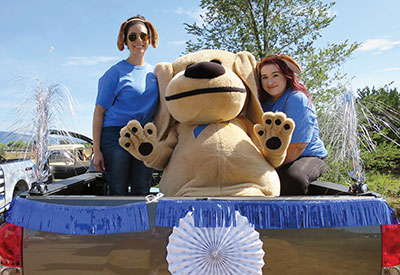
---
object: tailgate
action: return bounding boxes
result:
[20,197,382,275]
[22,226,381,274]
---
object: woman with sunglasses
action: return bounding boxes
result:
[92,15,159,196]
[256,54,328,195]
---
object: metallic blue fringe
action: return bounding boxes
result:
[5,197,149,235]
[155,198,399,229]
[5,197,399,234]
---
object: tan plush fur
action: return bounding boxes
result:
[119,49,294,197]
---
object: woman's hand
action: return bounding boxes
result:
[282,143,308,165]
[92,105,106,172]
[93,150,106,172]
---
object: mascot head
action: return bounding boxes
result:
[154,49,263,138]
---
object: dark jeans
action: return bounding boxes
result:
[101,126,153,196]
[277,156,327,195]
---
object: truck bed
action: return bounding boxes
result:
[2,173,399,274]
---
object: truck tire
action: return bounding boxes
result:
[13,182,28,198]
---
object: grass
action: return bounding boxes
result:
[320,163,400,217]
[4,151,34,159]
[365,172,400,216]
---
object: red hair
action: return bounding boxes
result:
[256,55,311,103]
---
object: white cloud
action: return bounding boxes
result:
[358,39,400,53]
[63,56,119,66]
[0,102,18,108]
[171,7,206,24]
[377,67,400,72]
[169,40,186,45]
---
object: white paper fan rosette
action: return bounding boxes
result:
[166,210,265,274]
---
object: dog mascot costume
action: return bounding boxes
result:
[119,49,294,197]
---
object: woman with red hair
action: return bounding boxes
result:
[257,54,327,195]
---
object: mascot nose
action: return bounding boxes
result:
[184,61,225,79]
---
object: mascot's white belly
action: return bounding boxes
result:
[160,118,280,197]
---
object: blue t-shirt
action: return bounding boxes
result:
[96,60,159,127]
[261,89,327,158]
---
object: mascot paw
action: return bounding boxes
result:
[254,112,294,154]
[119,120,158,163]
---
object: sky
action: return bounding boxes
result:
[0,0,399,139]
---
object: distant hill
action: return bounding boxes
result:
[0,131,91,145]
[0,131,32,145]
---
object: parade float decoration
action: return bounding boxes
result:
[166,210,265,274]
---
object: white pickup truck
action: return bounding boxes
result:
[0,155,37,212]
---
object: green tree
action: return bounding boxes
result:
[184,0,359,95]
[7,141,15,148]
[358,85,400,142]
[357,85,400,175]
[0,143,5,157]
[7,140,26,150]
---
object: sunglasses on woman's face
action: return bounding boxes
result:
[128,32,149,42]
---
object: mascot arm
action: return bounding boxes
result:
[150,126,178,170]
[119,120,178,170]
[253,112,295,168]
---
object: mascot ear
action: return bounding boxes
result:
[234,51,263,125]
[154,62,175,139]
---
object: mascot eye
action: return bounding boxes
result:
[210,59,221,65]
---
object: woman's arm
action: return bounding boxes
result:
[92,105,106,172]
[282,142,308,165]
[281,92,313,165]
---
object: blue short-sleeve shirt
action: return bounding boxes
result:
[96,60,159,127]
[261,89,327,158]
